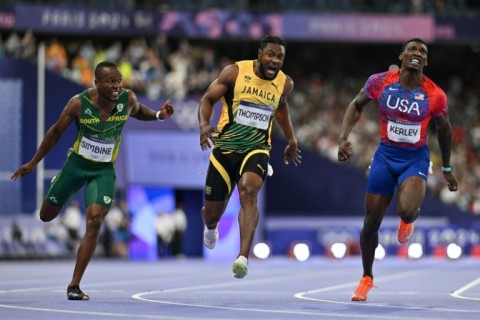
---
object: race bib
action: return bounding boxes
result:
[235,101,273,130]
[387,120,421,144]
[78,135,115,162]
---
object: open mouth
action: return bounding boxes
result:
[410,58,421,66]
[265,65,277,77]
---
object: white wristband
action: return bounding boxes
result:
[156,111,164,122]
[441,166,452,173]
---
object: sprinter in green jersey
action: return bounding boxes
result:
[11,61,174,301]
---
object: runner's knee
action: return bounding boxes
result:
[39,202,62,222]
[86,212,104,233]
[398,208,418,224]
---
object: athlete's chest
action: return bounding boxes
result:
[79,102,128,131]
[235,80,278,104]
[377,83,431,121]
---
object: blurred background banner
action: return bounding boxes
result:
[13,4,157,36]
[282,14,434,42]
[1,4,477,42]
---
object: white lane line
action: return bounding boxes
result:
[295,270,480,314]
[131,293,420,320]
[295,270,421,297]
[131,270,430,319]
[451,277,480,301]
[0,269,337,319]
[0,304,192,320]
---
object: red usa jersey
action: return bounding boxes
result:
[364,70,447,148]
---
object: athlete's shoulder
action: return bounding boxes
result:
[218,63,239,85]
[120,88,134,101]
[235,60,253,66]
[367,70,396,85]
[234,60,251,75]
[423,75,447,111]
[120,88,132,95]
[364,70,395,99]
[77,88,90,99]
[67,94,82,107]
[423,75,446,95]
[73,89,91,106]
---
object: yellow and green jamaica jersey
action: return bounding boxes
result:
[214,60,287,153]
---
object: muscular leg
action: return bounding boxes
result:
[69,204,108,287]
[236,172,263,258]
[39,200,63,222]
[361,193,392,278]
[397,176,426,223]
[202,201,228,229]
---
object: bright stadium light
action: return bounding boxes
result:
[292,242,310,262]
[253,242,271,260]
[375,244,386,260]
[407,243,423,259]
[446,243,462,259]
[330,242,347,259]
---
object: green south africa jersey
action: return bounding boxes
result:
[214,60,287,153]
[72,89,129,163]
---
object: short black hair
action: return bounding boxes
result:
[402,38,428,52]
[95,61,118,79]
[260,35,287,50]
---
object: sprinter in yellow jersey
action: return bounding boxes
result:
[11,61,174,300]
[198,36,301,278]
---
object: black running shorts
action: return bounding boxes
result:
[204,147,269,201]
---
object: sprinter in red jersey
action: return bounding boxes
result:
[337,38,458,301]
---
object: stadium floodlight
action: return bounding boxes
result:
[252,242,271,260]
[291,242,310,262]
[446,243,462,260]
[375,244,386,260]
[330,242,347,259]
[407,243,423,259]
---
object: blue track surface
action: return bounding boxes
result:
[1,257,479,320]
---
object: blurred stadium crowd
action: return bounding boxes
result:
[1,200,131,259]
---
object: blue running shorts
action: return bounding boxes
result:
[366,143,430,195]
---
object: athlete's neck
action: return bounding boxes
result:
[398,69,424,90]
